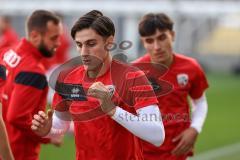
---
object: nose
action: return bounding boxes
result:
[153,40,161,51]
[80,45,90,56]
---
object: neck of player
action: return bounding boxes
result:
[87,55,112,78]
[152,52,174,67]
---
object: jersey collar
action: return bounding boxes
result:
[17,38,44,59]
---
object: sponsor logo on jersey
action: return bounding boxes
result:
[71,87,81,98]
[72,87,80,94]
[3,50,21,68]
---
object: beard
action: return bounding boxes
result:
[38,40,55,58]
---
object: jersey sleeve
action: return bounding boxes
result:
[52,68,75,112]
[189,61,209,99]
[52,92,63,108]
[52,91,73,113]
[127,68,159,110]
[6,71,50,143]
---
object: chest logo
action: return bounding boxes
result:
[3,50,21,68]
[177,73,189,87]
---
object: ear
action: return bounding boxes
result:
[30,30,39,38]
[140,37,148,48]
[170,31,175,41]
[29,30,41,46]
[104,36,115,51]
[106,35,114,44]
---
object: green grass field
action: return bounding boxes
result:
[40,73,240,160]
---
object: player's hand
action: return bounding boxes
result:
[171,127,198,156]
[87,82,116,116]
[31,109,53,137]
[50,134,64,147]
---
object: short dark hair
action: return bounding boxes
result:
[71,10,115,39]
[138,13,174,37]
[26,10,60,34]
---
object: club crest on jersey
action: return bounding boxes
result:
[177,73,189,87]
[106,85,115,98]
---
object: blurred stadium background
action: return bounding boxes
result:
[1,0,240,159]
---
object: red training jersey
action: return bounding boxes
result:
[133,53,209,160]
[53,60,159,160]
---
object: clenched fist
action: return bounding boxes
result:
[87,82,116,116]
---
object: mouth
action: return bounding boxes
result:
[82,59,91,65]
[154,52,165,57]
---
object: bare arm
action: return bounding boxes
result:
[0,105,14,160]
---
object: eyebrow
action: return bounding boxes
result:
[158,33,166,37]
[145,33,166,40]
[75,39,97,44]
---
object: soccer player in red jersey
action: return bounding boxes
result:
[0,15,18,53]
[0,60,14,160]
[31,10,165,160]
[133,13,209,160]
[1,10,62,160]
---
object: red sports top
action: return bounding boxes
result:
[53,60,159,160]
[133,53,209,160]
[1,38,50,160]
